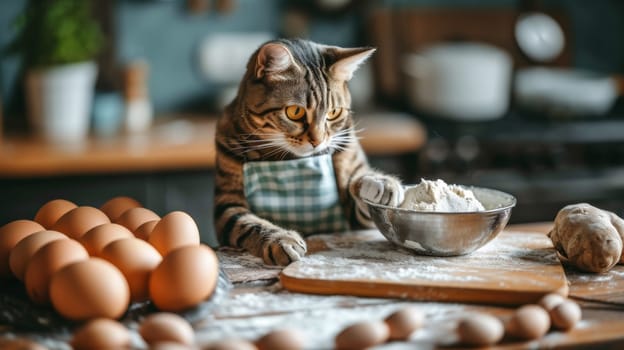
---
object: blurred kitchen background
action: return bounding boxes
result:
[1,0,624,246]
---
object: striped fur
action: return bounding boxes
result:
[214,39,402,265]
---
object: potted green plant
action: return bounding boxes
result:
[7,0,104,143]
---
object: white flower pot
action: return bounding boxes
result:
[25,61,98,143]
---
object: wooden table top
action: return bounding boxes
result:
[0,113,426,178]
[3,223,623,349]
[209,224,624,349]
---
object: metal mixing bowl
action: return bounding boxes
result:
[365,186,516,256]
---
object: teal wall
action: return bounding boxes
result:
[115,1,281,113]
[113,1,360,112]
[0,0,361,118]
[2,0,623,118]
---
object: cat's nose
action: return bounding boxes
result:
[308,126,324,148]
[309,137,320,148]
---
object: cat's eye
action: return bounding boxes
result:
[285,105,306,120]
[327,108,344,120]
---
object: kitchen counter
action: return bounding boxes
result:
[2,223,624,349]
[0,112,426,246]
[205,223,624,349]
[0,113,426,178]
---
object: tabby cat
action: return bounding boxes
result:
[214,39,404,265]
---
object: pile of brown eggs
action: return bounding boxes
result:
[332,294,582,349]
[456,293,582,347]
[70,312,197,349]
[69,315,307,350]
[0,196,219,322]
[334,306,424,349]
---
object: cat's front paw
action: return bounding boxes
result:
[262,230,307,266]
[358,174,404,207]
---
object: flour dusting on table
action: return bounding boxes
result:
[287,230,561,288]
[195,282,470,349]
[217,247,282,283]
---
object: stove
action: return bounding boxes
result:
[404,103,624,223]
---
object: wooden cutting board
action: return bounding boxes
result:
[281,230,568,306]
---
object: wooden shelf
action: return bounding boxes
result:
[0,113,426,178]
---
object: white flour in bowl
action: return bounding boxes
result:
[400,179,485,212]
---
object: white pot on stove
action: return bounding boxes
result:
[402,42,513,121]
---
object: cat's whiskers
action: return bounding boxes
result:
[237,139,282,145]
[244,142,286,153]
[262,145,291,160]
[224,135,289,159]
[230,133,285,146]
[243,135,292,158]
[328,127,359,152]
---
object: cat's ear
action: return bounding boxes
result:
[329,47,376,81]
[255,43,297,80]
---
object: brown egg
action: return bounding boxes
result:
[134,219,159,241]
[334,321,389,350]
[149,211,200,256]
[256,328,305,350]
[80,223,134,256]
[50,258,130,321]
[150,342,195,350]
[51,206,111,239]
[0,219,45,278]
[203,339,257,350]
[100,238,162,302]
[71,318,131,350]
[149,245,219,312]
[139,312,195,346]
[538,293,566,311]
[9,230,68,281]
[550,300,582,330]
[100,196,142,221]
[505,304,551,340]
[456,313,504,346]
[115,207,160,232]
[0,338,47,350]
[24,239,89,304]
[384,306,424,340]
[34,199,78,229]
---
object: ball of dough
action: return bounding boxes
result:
[548,203,624,273]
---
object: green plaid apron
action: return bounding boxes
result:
[243,154,349,235]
